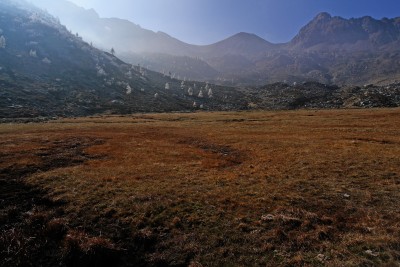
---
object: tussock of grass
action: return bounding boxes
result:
[1,109,400,266]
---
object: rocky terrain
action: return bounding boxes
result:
[244,82,400,110]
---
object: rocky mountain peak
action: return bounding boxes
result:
[231,32,265,40]
[290,12,400,49]
[200,32,274,59]
[314,12,332,21]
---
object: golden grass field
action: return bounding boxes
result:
[1,109,400,266]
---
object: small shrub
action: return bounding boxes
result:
[45,218,68,240]
[63,230,120,267]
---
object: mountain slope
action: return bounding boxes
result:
[0,0,399,121]
[0,0,248,118]
[241,13,400,85]
[120,53,220,81]
[29,0,222,81]
[199,32,276,59]
[35,0,400,86]
[247,13,400,85]
[290,12,400,50]
[30,0,196,56]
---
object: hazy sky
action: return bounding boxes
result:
[63,0,400,45]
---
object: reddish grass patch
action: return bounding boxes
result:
[1,109,400,266]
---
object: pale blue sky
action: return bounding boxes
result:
[65,0,400,45]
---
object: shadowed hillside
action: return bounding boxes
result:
[0,0,248,119]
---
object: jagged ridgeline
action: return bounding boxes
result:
[34,0,400,86]
[0,0,246,118]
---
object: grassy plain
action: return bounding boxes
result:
[1,109,400,266]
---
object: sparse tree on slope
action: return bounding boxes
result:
[208,88,213,98]
[0,35,6,49]
[126,84,132,95]
[29,49,37,57]
[188,87,193,96]
[42,57,51,64]
[198,89,204,98]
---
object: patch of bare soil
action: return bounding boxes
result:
[179,138,244,168]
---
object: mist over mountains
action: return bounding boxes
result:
[0,0,248,119]
[1,0,399,119]
[32,0,400,86]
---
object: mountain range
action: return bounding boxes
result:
[0,0,248,119]
[31,0,400,86]
[1,0,399,120]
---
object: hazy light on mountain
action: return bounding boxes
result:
[31,0,400,45]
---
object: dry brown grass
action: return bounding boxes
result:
[1,109,400,266]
